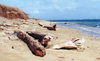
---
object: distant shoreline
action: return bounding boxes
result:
[47,19,100,22]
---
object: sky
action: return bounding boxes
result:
[0,0,100,20]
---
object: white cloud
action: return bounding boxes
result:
[53,1,78,12]
[32,10,40,14]
[49,0,60,3]
[22,0,78,13]
[25,8,40,14]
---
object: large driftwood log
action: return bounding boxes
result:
[26,31,46,42]
[16,31,46,57]
[26,31,52,47]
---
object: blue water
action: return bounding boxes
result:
[48,20,100,38]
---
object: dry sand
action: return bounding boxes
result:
[0,17,100,61]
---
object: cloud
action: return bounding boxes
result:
[0,0,79,16]
[48,0,60,3]
[53,1,78,12]
[32,10,40,14]
[24,8,40,14]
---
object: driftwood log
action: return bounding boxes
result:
[16,31,46,57]
[26,31,46,42]
[44,24,56,31]
[38,22,56,31]
[26,31,52,47]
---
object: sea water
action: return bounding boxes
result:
[48,20,100,38]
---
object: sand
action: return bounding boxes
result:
[0,17,100,61]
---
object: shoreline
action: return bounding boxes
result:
[55,22,100,39]
[57,24,100,40]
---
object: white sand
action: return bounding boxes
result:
[0,17,100,61]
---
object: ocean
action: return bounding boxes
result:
[48,20,100,38]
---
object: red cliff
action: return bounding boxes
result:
[0,4,29,20]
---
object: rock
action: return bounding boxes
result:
[96,57,100,60]
[0,27,4,31]
[12,46,14,49]
[0,32,6,37]
[64,23,67,24]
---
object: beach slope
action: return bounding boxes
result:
[0,16,100,61]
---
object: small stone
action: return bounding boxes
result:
[72,58,74,61]
[87,46,89,48]
[96,57,100,60]
[64,23,67,24]
[12,46,14,49]
[58,57,64,58]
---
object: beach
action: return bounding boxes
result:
[0,17,100,61]
[50,20,100,38]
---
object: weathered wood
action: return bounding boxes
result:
[38,23,43,27]
[38,22,56,31]
[44,24,56,31]
[52,41,77,49]
[26,31,46,42]
[26,31,52,47]
[16,31,46,57]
